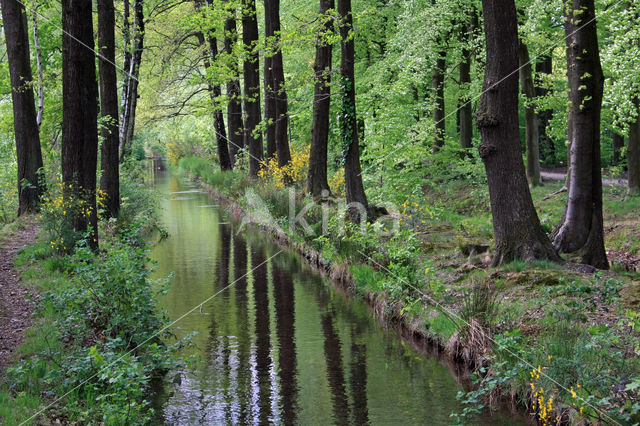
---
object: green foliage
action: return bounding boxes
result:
[4,223,179,424]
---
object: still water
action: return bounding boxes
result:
[150,172,523,425]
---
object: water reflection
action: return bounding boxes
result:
[151,173,523,425]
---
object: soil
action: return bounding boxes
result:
[0,219,38,376]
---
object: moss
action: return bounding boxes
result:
[503,269,567,288]
[621,280,640,310]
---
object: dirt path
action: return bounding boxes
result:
[0,220,38,375]
[541,170,628,187]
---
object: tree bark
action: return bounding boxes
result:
[119,0,132,157]
[307,0,334,198]
[612,132,624,166]
[459,18,473,152]
[29,0,44,131]
[98,0,120,219]
[242,0,264,176]
[535,54,555,164]
[223,0,244,166]
[62,0,99,249]
[199,0,232,171]
[553,0,607,269]
[518,40,542,186]
[432,48,446,151]
[123,0,144,159]
[1,0,45,215]
[338,0,368,221]
[628,100,640,196]
[265,0,291,169]
[477,0,559,265]
[263,2,277,160]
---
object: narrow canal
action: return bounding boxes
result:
[150,171,523,425]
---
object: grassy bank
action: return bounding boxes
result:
[0,163,179,425]
[176,155,640,424]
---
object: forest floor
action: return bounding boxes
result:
[0,217,37,376]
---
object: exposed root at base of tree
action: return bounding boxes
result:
[542,185,568,201]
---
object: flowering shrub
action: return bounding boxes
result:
[258,144,310,188]
[39,177,97,253]
[328,167,345,196]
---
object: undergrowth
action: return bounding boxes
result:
[0,162,182,425]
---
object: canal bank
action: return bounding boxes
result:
[150,171,525,424]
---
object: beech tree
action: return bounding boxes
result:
[98,0,121,219]
[223,0,244,166]
[1,0,45,215]
[338,0,368,221]
[307,0,335,198]
[553,0,608,269]
[518,40,542,186]
[242,0,264,176]
[62,0,99,249]
[264,0,291,169]
[477,0,558,265]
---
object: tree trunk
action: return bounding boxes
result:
[119,0,132,158]
[518,40,542,186]
[1,0,45,215]
[432,48,446,151]
[223,0,244,166]
[477,0,558,265]
[535,54,554,164]
[122,0,144,160]
[98,0,120,219]
[197,0,232,171]
[338,0,368,221]
[628,100,640,196]
[242,0,264,177]
[62,0,99,249]
[29,0,44,131]
[459,19,473,152]
[265,0,291,169]
[612,132,624,166]
[263,3,277,160]
[307,0,334,198]
[553,0,607,269]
